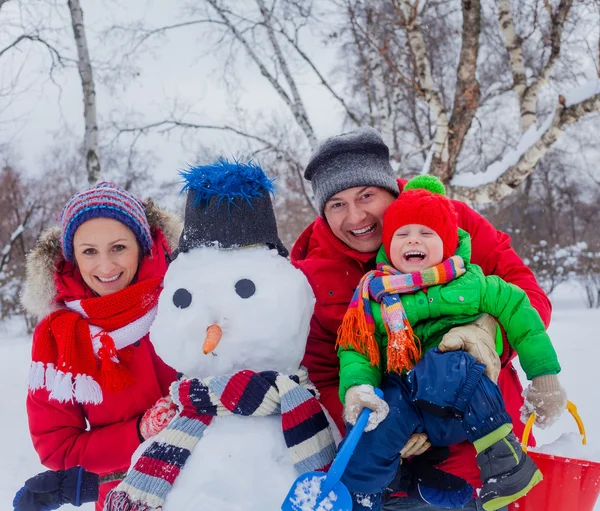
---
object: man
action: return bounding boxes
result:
[291,127,553,510]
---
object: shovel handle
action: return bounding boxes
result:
[521,400,586,452]
[321,388,385,495]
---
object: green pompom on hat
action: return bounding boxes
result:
[402,175,447,196]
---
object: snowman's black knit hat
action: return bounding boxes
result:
[174,159,288,258]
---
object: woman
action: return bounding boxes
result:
[21,182,182,510]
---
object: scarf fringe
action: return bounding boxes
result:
[45,363,57,389]
[28,361,45,390]
[48,371,74,403]
[385,320,422,373]
[28,362,102,404]
[74,373,103,404]
[337,307,380,368]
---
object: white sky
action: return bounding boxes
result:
[0,0,347,183]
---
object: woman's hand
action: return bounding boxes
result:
[138,395,178,440]
[343,385,389,432]
[438,313,500,383]
[13,467,99,511]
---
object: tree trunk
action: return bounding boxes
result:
[67,0,101,184]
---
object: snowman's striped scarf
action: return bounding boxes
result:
[104,368,336,511]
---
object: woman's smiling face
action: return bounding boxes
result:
[73,217,140,296]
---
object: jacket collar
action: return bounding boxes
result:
[291,216,378,265]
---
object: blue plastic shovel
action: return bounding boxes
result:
[281,388,384,511]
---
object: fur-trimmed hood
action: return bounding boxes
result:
[21,199,182,320]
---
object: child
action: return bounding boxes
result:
[336,176,567,511]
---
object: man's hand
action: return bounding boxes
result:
[400,433,430,458]
[344,384,389,432]
[438,313,500,383]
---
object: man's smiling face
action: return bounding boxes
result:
[324,186,397,253]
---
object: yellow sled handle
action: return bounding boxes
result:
[521,400,586,452]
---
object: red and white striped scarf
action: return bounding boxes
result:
[28,277,162,404]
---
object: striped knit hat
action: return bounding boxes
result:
[60,182,152,262]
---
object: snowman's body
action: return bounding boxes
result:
[161,416,299,510]
[146,245,320,510]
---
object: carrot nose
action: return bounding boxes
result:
[202,324,223,354]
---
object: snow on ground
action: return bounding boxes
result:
[1,280,599,510]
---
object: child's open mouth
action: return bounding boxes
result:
[403,251,426,262]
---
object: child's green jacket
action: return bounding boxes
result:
[338,229,560,401]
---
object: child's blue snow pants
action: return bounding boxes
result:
[341,349,513,510]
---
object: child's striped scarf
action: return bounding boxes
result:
[337,256,466,374]
[104,367,336,511]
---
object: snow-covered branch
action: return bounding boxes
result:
[68,0,100,184]
[498,0,573,132]
[451,87,600,203]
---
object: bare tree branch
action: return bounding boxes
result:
[204,0,317,149]
[0,34,68,64]
[254,0,317,148]
[451,92,600,203]
[68,0,101,184]
[275,25,361,126]
[106,20,221,60]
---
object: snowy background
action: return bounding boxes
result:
[2,279,599,510]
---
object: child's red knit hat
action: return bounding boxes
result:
[382,175,458,261]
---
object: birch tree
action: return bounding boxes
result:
[67,0,100,184]
[341,0,600,202]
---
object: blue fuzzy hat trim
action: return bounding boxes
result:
[179,159,275,208]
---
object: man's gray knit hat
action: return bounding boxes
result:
[304,126,400,216]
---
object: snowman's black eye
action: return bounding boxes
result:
[235,279,256,299]
[173,288,192,308]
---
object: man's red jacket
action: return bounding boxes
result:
[291,184,551,493]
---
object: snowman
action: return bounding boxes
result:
[105,160,336,511]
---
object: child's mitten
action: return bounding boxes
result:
[521,375,567,428]
[344,384,389,432]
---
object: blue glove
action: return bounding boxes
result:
[13,467,99,511]
[386,447,474,508]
